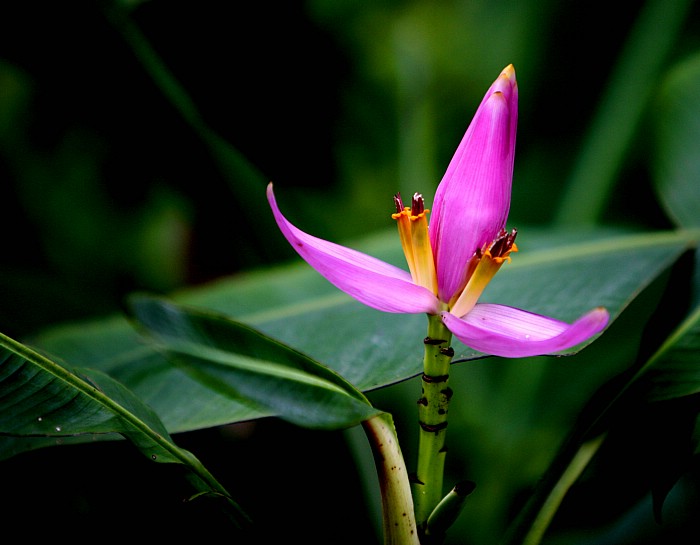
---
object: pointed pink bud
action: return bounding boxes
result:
[430,65,518,303]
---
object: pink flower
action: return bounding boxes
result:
[267,65,608,358]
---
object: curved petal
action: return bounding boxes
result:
[441,303,609,358]
[268,183,440,314]
[430,65,518,302]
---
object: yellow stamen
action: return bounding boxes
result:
[393,205,416,278]
[392,193,438,294]
[449,229,517,317]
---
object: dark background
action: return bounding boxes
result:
[1,1,699,543]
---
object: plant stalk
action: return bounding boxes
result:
[363,413,420,545]
[519,435,605,545]
[413,314,455,531]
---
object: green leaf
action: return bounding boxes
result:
[22,315,268,437]
[0,330,173,455]
[573,245,700,405]
[180,229,698,381]
[653,51,700,228]
[22,227,698,442]
[0,330,250,526]
[128,295,380,430]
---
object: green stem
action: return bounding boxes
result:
[363,413,421,545]
[519,435,604,545]
[413,314,455,530]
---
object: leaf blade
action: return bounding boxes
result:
[129,296,381,430]
[0,331,250,527]
[22,227,698,439]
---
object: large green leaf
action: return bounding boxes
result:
[128,295,380,430]
[178,228,697,381]
[0,331,250,526]
[22,227,698,441]
[0,330,175,456]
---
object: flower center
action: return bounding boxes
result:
[449,228,518,317]
[392,192,438,294]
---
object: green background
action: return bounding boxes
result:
[2,1,700,544]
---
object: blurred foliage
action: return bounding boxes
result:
[1,0,696,338]
[2,1,700,544]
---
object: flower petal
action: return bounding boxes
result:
[268,183,440,314]
[441,303,609,358]
[430,65,518,302]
